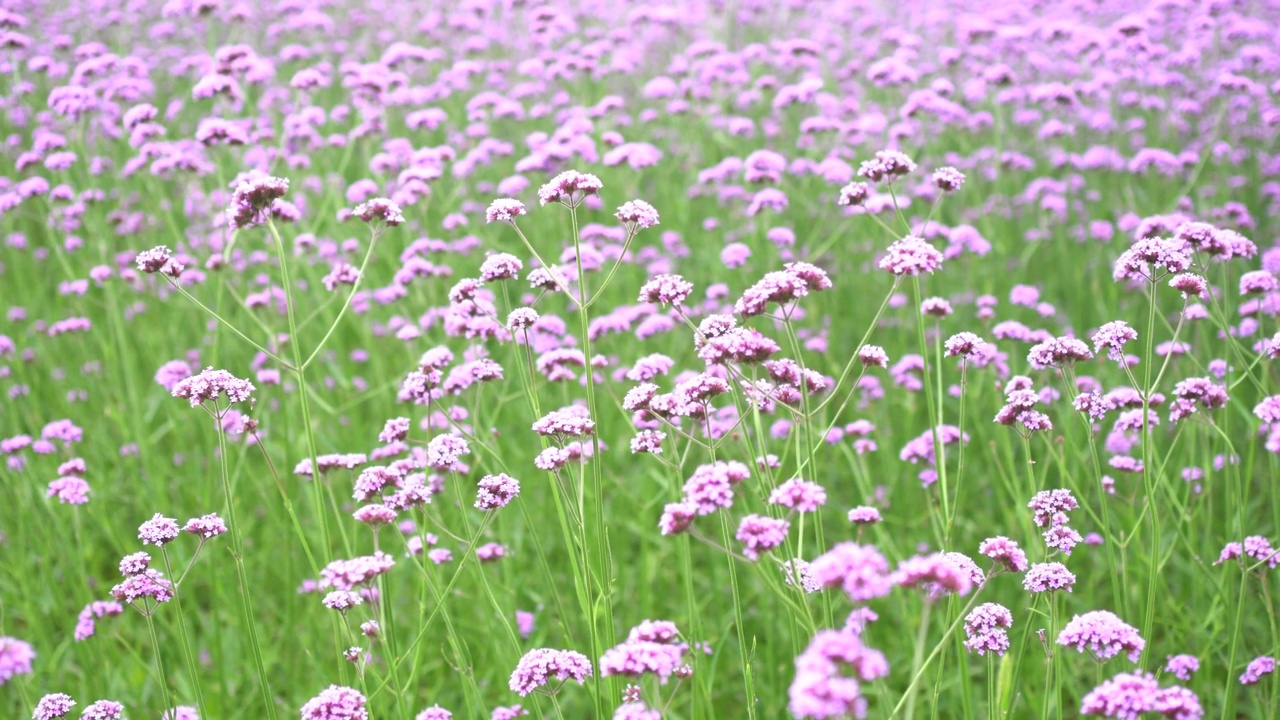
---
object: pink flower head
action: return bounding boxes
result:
[1081,672,1201,720]
[183,513,227,538]
[0,636,35,682]
[639,274,694,307]
[300,685,369,720]
[47,476,90,505]
[352,197,404,226]
[964,603,1013,656]
[480,253,524,281]
[509,648,593,696]
[736,514,790,561]
[485,198,527,224]
[788,629,888,718]
[1027,336,1093,369]
[858,149,917,182]
[1023,562,1076,593]
[616,200,660,230]
[879,236,943,276]
[538,170,603,207]
[1028,489,1078,528]
[1240,656,1275,685]
[893,553,976,597]
[33,694,75,720]
[1091,321,1138,362]
[837,181,871,206]
[138,513,180,546]
[809,542,892,602]
[171,367,255,407]
[857,345,889,367]
[135,245,184,278]
[769,479,828,513]
[1168,273,1208,297]
[847,506,882,524]
[932,166,966,192]
[1057,610,1146,662]
[475,473,520,510]
[979,536,1028,572]
[227,174,288,229]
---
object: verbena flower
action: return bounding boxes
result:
[509,648,593,696]
[1057,610,1146,662]
[300,685,369,720]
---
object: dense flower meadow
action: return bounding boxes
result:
[2,0,1280,718]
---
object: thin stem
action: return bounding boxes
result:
[302,224,383,370]
[162,550,209,719]
[144,610,174,719]
[215,419,278,719]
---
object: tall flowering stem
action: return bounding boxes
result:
[1139,280,1160,655]
[142,604,174,719]
[214,416,278,719]
[568,203,616,717]
[911,275,949,542]
[265,218,342,564]
[301,221,384,371]
[160,549,208,719]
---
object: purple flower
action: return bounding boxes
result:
[480,254,524,281]
[1027,336,1094,369]
[736,514,790,561]
[1029,489,1079,528]
[509,648,593,696]
[1080,672,1202,719]
[416,706,452,720]
[638,274,694,307]
[1240,656,1275,685]
[33,694,75,720]
[352,197,405,226]
[485,198,527,224]
[1091,321,1138,362]
[300,685,369,720]
[858,149,917,182]
[532,408,595,438]
[138,513,180,546]
[893,553,976,596]
[809,543,892,602]
[1023,562,1076,593]
[183,513,227,539]
[171,367,255,407]
[109,569,174,606]
[226,174,288,230]
[0,636,35,684]
[475,473,520,510]
[537,170,603,207]
[616,200,660,230]
[964,603,1013,656]
[658,501,698,535]
[599,630,685,682]
[1165,654,1199,681]
[119,552,151,576]
[847,507,882,524]
[979,537,1028,572]
[1057,610,1146,662]
[879,236,943,276]
[788,629,888,719]
[769,479,827,513]
[932,166,966,192]
[47,477,90,505]
[135,245,183,277]
[79,700,125,720]
[857,345,889,367]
